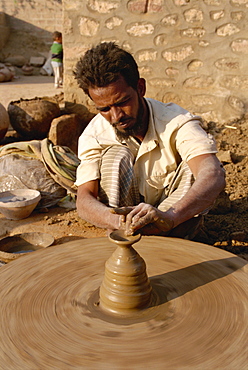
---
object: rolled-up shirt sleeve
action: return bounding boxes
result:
[75,114,121,187]
[75,133,102,186]
[176,120,217,162]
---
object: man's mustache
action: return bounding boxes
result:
[111,117,132,127]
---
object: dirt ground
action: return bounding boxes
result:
[0,74,60,110]
[0,74,248,262]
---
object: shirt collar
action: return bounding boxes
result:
[135,99,159,159]
[143,99,159,145]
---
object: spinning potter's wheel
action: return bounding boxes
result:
[0,234,247,369]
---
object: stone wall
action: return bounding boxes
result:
[63,0,248,124]
[1,0,247,124]
[0,0,63,46]
[0,12,10,50]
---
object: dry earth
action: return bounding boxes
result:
[0,75,247,262]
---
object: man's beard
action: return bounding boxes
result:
[112,97,145,142]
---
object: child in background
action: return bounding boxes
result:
[51,31,63,88]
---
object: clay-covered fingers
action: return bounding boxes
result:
[153,217,174,232]
[110,204,174,235]
[125,203,159,235]
[110,207,134,216]
[110,206,135,231]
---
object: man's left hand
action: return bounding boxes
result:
[111,203,174,235]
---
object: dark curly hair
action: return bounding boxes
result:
[74,42,140,96]
[52,31,62,41]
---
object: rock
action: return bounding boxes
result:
[230,152,246,164]
[0,66,14,82]
[30,56,45,67]
[8,98,61,139]
[64,101,95,123]
[4,55,27,67]
[0,102,10,140]
[230,231,246,242]
[210,191,232,215]
[48,114,85,154]
[217,150,232,164]
[0,71,6,82]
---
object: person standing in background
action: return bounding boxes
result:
[51,31,63,89]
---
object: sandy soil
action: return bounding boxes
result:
[0,74,61,110]
[0,74,247,262]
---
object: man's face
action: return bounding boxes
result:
[88,75,146,140]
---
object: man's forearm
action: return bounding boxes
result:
[164,165,225,227]
[76,193,121,230]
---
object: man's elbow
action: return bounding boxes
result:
[76,198,83,219]
[216,165,226,193]
[76,189,86,219]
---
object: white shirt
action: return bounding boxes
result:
[75,99,217,204]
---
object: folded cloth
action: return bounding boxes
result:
[0,138,80,193]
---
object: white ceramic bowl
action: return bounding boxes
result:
[0,189,41,220]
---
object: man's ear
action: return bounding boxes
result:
[137,78,146,97]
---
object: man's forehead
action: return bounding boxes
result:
[89,82,134,108]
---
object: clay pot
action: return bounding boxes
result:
[22,64,34,76]
[0,67,14,82]
[0,102,10,140]
[8,98,61,139]
[0,72,5,82]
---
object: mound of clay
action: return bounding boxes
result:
[0,102,10,140]
[0,63,15,82]
[8,98,61,139]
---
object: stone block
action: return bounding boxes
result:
[231,11,244,21]
[161,14,178,26]
[48,114,86,154]
[183,9,203,23]
[187,59,203,71]
[154,34,168,46]
[183,75,214,89]
[4,55,27,67]
[128,0,163,13]
[105,16,123,29]
[219,75,248,89]
[228,95,245,113]
[162,44,194,62]
[230,0,248,6]
[126,22,154,36]
[136,49,158,62]
[231,38,248,54]
[87,0,120,13]
[203,0,221,5]
[79,17,99,36]
[216,23,240,37]
[149,78,176,87]
[214,58,239,71]
[180,27,205,38]
[30,56,45,67]
[210,10,225,21]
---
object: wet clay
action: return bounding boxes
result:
[99,230,152,314]
[0,236,247,369]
